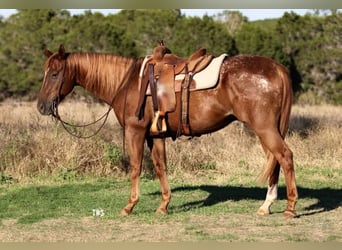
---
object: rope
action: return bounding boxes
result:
[54,103,112,139]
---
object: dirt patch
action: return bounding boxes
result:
[1,208,341,242]
[0,217,185,242]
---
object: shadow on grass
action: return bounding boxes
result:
[289,115,320,138]
[166,185,342,217]
[0,181,340,224]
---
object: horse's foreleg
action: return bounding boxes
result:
[148,138,171,214]
[120,127,145,216]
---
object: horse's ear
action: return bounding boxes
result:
[58,44,66,59]
[44,49,53,58]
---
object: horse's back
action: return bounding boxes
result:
[223,54,289,98]
[224,54,286,79]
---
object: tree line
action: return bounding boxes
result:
[0,9,340,104]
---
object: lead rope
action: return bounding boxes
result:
[55,103,112,139]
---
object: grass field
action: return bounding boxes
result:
[0,100,341,242]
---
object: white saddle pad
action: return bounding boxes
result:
[139,53,227,92]
[175,53,227,90]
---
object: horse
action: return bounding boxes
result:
[37,45,298,218]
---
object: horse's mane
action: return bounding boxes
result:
[66,53,139,98]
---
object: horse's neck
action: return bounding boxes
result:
[70,53,135,104]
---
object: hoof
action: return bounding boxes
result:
[283,210,296,218]
[155,207,168,215]
[256,208,270,216]
[120,208,131,216]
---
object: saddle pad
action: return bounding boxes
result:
[139,55,152,78]
[175,53,227,91]
[139,53,227,93]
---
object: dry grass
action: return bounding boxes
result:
[288,105,342,174]
[0,100,341,242]
[0,100,124,181]
[0,100,341,184]
[1,209,340,242]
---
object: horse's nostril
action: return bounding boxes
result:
[38,102,45,114]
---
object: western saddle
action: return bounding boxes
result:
[136,40,214,135]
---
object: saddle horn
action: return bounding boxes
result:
[157,39,165,46]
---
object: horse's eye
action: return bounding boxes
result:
[51,72,58,79]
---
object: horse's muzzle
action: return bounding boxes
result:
[37,98,57,116]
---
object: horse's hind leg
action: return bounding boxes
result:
[256,142,281,215]
[147,138,171,214]
[257,160,280,215]
[256,129,298,217]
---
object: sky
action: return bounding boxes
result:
[0,9,314,21]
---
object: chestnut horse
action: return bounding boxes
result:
[37,45,298,217]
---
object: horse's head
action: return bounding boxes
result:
[37,45,74,116]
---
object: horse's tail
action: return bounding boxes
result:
[259,64,293,183]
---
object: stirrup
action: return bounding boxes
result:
[150,111,167,135]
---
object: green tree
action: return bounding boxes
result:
[171,15,236,56]
[215,10,248,35]
[0,9,138,98]
[114,9,182,56]
[0,9,340,104]
[276,11,342,103]
[0,9,71,98]
[60,11,138,56]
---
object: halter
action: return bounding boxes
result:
[51,57,114,139]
